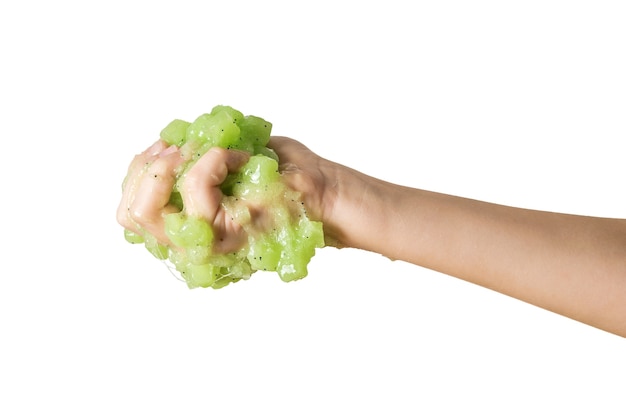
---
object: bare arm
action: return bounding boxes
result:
[270,137,626,337]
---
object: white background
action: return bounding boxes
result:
[1,1,625,415]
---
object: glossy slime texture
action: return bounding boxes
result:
[123,105,325,289]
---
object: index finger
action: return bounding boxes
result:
[180,147,250,220]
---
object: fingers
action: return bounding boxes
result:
[181,147,249,219]
[129,140,168,175]
[117,141,183,243]
[181,147,250,253]
[118,142,255,255]
[117,140,166,232]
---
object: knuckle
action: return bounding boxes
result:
[208,146,228,158]
[116,206,132,228]
[129,201,155,225]
[147,158,171,179]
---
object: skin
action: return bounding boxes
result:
[117,136,626,338]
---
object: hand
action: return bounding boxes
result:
[117,136,340,253]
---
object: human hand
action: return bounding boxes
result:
[117,136,342,254]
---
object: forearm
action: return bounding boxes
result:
[326,165,626,337]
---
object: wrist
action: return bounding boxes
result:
[319,160,394,252]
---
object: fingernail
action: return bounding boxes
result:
[159,145,179,157]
